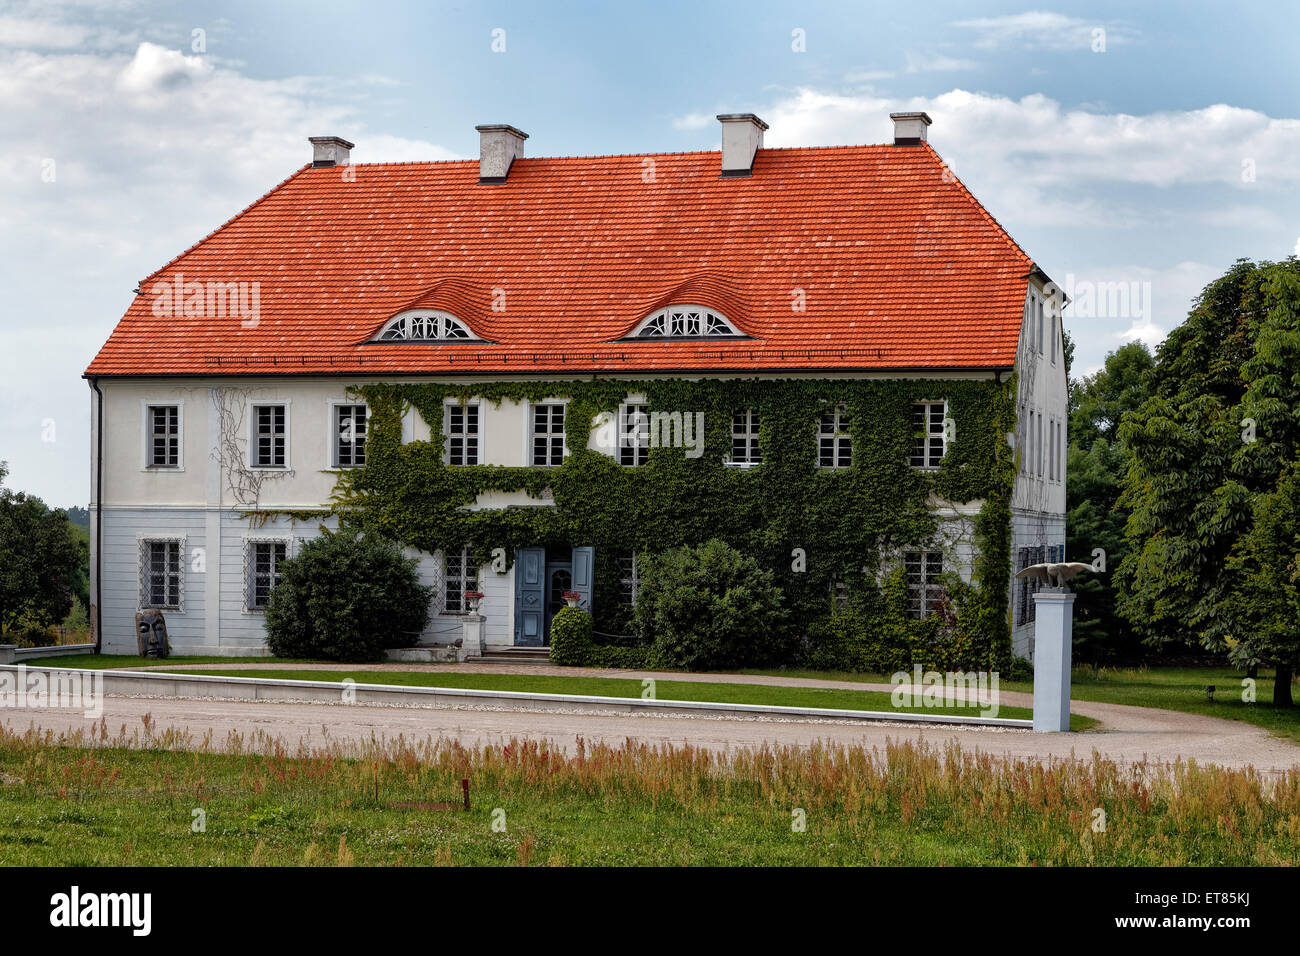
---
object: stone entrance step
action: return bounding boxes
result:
[465,646,551,665]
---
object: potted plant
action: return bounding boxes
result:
[562,590,582,608]
[464,590,485,614]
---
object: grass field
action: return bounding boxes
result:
[0,724,1295,866]
[14,659,1097,730]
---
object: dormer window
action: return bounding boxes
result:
[629,306,741,339]
[376,310,477,341]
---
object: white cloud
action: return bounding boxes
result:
[672,112,713,131]
[953,11,1138,51]
[844,69,895,83]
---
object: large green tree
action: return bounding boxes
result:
[1065,341,1154,663]
[0,463,87,638]
[1117,259,1300,705]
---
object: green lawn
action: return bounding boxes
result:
[0,730,1293,866]
[144,667,1096,728]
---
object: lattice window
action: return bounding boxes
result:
[139,538,184,610]
[904,550,944,620]
[334,404,367,468]
[146,405,180,468]
[244,539,289,611]
[910,401,947,469]
[378,311,475,341]
[531,404,565,466]
[617,551,640,606]
[728,410,761,467]
[619,403,649,467]
[1016,545,1047,626]
[445,404,480,466]
[631,307,741,338]
[818,405,852,468]
[442,547,478,614]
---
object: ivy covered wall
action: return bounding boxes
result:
[329,376,1019,663]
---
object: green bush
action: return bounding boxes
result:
[548,606,594,665]
[634,539,790,671]
[587,645,655,669]
[264,530,434,662]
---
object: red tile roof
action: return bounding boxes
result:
[85,143,1036,377]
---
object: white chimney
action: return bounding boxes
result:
[889,112,932,146]
[716,113,768,177]
[475,124,529,183]
[309,136,354,167]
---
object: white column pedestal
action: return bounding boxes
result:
[1032,589,1075,732]
[459,614,484,662]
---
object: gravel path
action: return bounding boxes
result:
[4,682,1298,772]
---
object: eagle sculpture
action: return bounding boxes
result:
[1015,562,1094,590]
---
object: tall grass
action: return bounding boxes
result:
[0,721,1296,866]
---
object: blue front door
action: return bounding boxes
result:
[514,548,545,646]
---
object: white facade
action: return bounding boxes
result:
[88,359,1063,658]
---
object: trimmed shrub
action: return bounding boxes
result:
[264,530,433,662]
[634,539,790,671]
[548,606,594,665]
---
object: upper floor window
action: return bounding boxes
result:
[333,404,367,468]
[1050,312,1057,364]
[728,410,761,467]
[377,310,477,341]
[146,404,180,469]
[531,403,565,466]
[629,306,741,338]
[251,404,287,468]
[910,401,947,469]
[619,403,649,467]
[1036,297,1045,355]
[818,405,852,469]
[445,403,480,466]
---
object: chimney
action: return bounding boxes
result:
[889,112,932,146]
[716,113,768,177]
[309,136,354,167]
[475,124,529,183]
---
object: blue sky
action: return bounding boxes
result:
[3,0,1299,506]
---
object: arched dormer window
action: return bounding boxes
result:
[376,310,477,341]
[628,306,742,339]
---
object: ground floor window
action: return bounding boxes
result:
[617,551,640,606]
[904,550,944,619]
[139,538,184,610]
[245,539,289,611]
[443,547,478,614]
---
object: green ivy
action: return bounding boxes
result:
[323,376,1017,668]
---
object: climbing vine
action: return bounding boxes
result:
[325,376,1018,665]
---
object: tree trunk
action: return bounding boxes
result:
[1246,663,1258,679]
[1274,662,1294,708]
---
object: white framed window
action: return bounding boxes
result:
[445,402,481,466]
[910,401,947,469]
[376,310,478,341]
[139,537,184,610]
[619,403,650,467]
[243,538,289,611]
[249,403,288,469]
[531,403,566,466]
[1050,311,1057,364]
[143,403,182,470]
[442,547,478,614]
[618,551,640,606]
[904,550,944,620]
[1036,296,1045,355]
[332,403,367,468]
[1048,420,1056,481]
[1016,546,1044,625]
[818,405,852,469]
[1037,414,1044,477]
[727,410,761,467]
[629,305,742,338]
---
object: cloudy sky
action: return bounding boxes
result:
[2,0,1298,507]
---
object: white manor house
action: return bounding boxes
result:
[85,112,1068,658]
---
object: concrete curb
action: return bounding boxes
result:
[0,665,1033,729]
